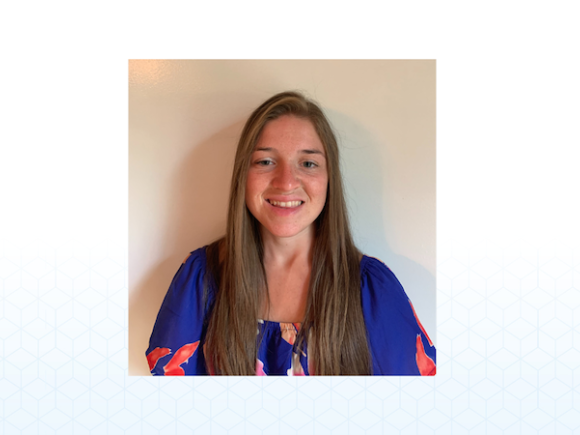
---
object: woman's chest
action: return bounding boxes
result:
[263,266,310,322]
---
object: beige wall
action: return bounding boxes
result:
[129,60,436,375]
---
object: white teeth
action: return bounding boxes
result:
[268,200,303,208]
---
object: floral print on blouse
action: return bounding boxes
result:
[146,247,436,376]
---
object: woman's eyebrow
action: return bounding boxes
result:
[253,147,325,156]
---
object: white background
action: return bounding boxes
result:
[129,59,436,376]
[2,1,580,434]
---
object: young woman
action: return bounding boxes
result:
[146,91,436,375]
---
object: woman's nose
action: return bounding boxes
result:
[272,162,299,191]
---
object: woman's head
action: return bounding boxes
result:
[245,115,328,240]
[229,91,347,243]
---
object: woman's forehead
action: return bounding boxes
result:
[255,116,325,154]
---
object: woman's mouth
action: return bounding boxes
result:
[267,199,304,208]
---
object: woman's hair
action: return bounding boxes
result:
[204,91,371,375]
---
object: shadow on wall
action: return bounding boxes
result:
[329,109,436,342]
[129,121,242,375]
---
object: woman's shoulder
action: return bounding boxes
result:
[359,255,408,304]
[359,254,429,337]
[177,241,222,276]
[181,245,208,266]
[360,254,390,273]
[155,244,218,318]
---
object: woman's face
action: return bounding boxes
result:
[245,115,328,241]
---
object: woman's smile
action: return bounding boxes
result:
[264,198,305,217]
[267,199,303,208]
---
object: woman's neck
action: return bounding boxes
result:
[260,225,315,267]
[259,225,315,322]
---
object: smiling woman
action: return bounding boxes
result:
[145,91,436,376]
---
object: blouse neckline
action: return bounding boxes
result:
[256,255,371,325]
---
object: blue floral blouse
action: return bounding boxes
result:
[146,247,436,376]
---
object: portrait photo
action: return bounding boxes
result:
[128,60,436,376]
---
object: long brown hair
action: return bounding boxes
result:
[204,91,371,375]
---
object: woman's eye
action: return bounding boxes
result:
[303,161,317,168]
[256,160,273,166]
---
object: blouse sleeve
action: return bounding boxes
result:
[360,256,436,376]
[145,247,211,375]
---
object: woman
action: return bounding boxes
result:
[146,91,436,375]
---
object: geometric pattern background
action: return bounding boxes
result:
[2,235,579,434]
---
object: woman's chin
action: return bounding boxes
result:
[261,224,314,241]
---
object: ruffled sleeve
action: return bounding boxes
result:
[360,256,436,375]
[145,247,212,375]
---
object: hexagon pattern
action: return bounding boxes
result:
[1,236,579,434]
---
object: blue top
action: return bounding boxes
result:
[146,247,436,376]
